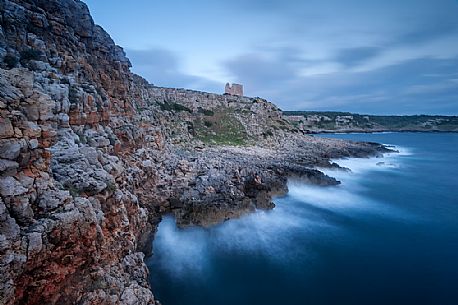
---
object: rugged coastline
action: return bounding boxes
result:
[0,1,390,304]
[284,111,458,133]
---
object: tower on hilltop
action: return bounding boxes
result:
[225,83,244,96]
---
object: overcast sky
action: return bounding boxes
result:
[84,0,458,114]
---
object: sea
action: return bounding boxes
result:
[146,132,458,305]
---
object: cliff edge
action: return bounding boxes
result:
[0,1,389,304]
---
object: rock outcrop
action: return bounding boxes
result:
[0,1,390,304]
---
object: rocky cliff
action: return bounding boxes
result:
[0,1,389,304]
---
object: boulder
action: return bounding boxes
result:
[0,198,20,240]
[0,159,19,173]
[10,196,34,225]
[0,117,14,138]
[21,121,42,138]
[0,176,28,196]
[27,232,43,257]
[0,139,22,160]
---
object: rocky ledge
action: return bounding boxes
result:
[0,1,390,304]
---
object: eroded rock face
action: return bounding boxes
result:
[0,1,390,304]
[0,0,156,304]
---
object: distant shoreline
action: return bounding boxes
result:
[283,111,458,133]
[311,129,458,134]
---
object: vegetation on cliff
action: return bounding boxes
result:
[193,107,248,145]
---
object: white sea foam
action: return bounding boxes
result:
[151,144,413,278]
[152,203,326,278]
[322,144,411,178]
[151,217,211,276]
[211,204,327,258]
[292,144,415,219]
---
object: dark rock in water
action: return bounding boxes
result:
[0,0,393,304]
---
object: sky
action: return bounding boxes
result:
[84,0,458,115]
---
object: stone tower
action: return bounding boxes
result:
[225,83,244,96]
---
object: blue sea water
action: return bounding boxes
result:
[147,133,458,305]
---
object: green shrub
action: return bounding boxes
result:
[3,54,18,69]
[204,120,213,127]
[60,78,70,85]
[66,185,81,197]
[19,48,43,63]
[105,181,117,193]
[157,101,192,113]
[262,130,274,137]
[198,108,215,116]
[77,134,87,144]
[69,86,79,104]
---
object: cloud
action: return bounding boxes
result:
[86,0,458,114]
[224,44,458,114]
[224,52,298,87]
[126,48,222,92]
[335,47,383,67]
[398,22,458,46]
[220,0,458,114]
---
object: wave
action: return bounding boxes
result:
[149,144,413,279]
[150,217,211,276]
[322,144,411,178]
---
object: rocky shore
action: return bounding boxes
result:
[0,1,390,304]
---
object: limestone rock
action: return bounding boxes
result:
[0,159,19,173]
[0,118,14,138]
[0,139,22,160]
[0,198,20,240]
[21,121,42,138]
[26,232,43,257]
[0,176,28,197]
